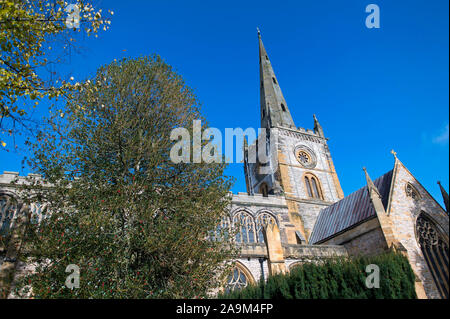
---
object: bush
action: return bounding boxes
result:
[218,252,417,299]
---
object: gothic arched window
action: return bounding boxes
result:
[304,174,323,200]
[233,211,256,244]
[416,213,449,298]
[272,77,277,84]
[0,194,18,235]
[225,264,253,293]
[212,215,231,242]
[281,103,286,112]
[30,202,46,225]
[255,212,277,243]
[311,178,320,198]
[305,176,313,197]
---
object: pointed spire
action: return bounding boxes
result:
[243,136,248,155]
[313,114,324,137]
[258,30,295,130]
[363,167,381,198]
[437,181,449,215]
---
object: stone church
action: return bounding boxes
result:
[1,31,449,299]
[226,30,449,299]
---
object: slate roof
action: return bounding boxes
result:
[309,170,394,244]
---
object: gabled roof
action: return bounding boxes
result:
[309,170,393,244]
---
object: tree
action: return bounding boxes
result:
[0,0,112,150]
[14,55,237,298]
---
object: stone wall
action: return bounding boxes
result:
[387,161,448,299]
[236,242,348,284]
[319,218,389,256]
[343,227,388,256]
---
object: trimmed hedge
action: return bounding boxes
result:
[219,252,416,299]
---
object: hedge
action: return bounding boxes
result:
[218,252,416,299]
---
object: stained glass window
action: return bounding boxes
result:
[255,212,276,243]
[0,195,18,235]
[225,266,249,293]
[233,211,256,243]
[416,213,449,298]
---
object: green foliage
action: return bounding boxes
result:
[0,0,112,149]
[218,252,417,299]
[15,55,237,298]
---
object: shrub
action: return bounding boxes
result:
[218,252,417,299]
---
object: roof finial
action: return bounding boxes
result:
[437,181,449,215]
[363,167,381,198]
[313,114,324,137]
[257,27,261,37]
[390,149,398,159]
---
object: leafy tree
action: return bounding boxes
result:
[0,0,112,150]
[15,55,237,298]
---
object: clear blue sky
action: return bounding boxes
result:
[1,0,448,206]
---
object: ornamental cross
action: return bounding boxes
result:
[390,149,397,158]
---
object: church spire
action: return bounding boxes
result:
[258,29,295,130]
[437,181,449,215]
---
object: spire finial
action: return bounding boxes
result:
[390,149,397,159]
[437,181,449,214]
[363,166,381,198]
[257,27,261,37]
[313,114,324,137]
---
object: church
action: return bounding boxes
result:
[225,30,449,299]
[0,31,449,299]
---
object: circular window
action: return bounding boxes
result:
[297,150,311,164]
[294,145,317,168]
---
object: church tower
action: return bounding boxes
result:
[244,30,344,243]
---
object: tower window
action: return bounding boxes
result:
[272,77,277,85]
[311,178,320,198]
[281,103,286,112]
[305,177,313,198]
[262,108,265,118]
[265,55,269,61]
[304,173,323,200]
